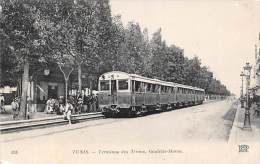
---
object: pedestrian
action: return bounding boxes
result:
[26,97,33,119]
[92,94,98,112]
[11,97,19,120]
[50,98,56,113]
[89,94,93,112]
[253,95,260,117]
[64,99,73,125]
[59,103,65,115]
[75,92,83,114]
[57,96,64,115]
[84,94,90,112]
[69,96,76,114]
[249,92,256,109]
[0,93,5,113]
[76,97,83,114]
[46,98,54,114]
[53,98,59,114]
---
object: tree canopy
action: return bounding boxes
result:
[0,0,231,96]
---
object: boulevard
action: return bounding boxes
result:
[2,100,260,164]
[1,101,236,144]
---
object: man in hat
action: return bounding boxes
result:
[76,97,83,114]
[11,97,19,120]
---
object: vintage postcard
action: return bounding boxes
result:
[0,0,260,163]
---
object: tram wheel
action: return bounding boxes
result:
[128,107,137,117]
[167,104,172,111]
[127,110,134,118]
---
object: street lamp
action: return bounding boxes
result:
[243,62,252,131]
[240,71,245,108]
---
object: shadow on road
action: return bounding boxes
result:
[222,101,238,121]
[222,100,238,141]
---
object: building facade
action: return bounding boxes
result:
[28,67,65,112]
[253,33,260,95]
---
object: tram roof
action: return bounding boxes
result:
[99,71,205,92]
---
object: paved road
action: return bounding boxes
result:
[1,100,238,164]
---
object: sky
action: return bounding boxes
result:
[110,0,260,96]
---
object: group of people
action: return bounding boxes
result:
[45,98,60,114]
[45,96,84,115]
[44,93,98,125]
[249,93,260,117]
[0,91,99,123]
[1,95,28,120]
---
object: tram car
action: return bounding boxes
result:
[98,71,205,117]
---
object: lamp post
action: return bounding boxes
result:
[243,62,252,130]
[240,71,245,108]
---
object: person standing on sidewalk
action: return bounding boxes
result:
[11,97,19,120]
[26,97,32,119]
[252,94,260,117]
[57,96,65,115]
[0,93,5,113]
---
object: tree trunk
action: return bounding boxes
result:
[78,64,82,93]
[0,49,2,85]
[20,58,29,119]
[58,65,74,104]
[90,77,92,93]
[65,79,68,104]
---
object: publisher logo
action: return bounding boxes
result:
[239,145,249,152]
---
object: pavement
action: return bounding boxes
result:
[228,103,260,143]
[0,105,60,122]
[226,102,260,164]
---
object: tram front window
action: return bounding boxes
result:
[118,80,129,90]
[100,81,110,91]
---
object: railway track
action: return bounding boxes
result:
[0,112,104,134]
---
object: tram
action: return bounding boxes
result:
[98,71,205,117]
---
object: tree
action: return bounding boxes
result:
[69,0,99,92]
[93,0,114,74]
[150,28,169,79]
[34,0,78,103]
[183,56,202,87]
[0,28,3,86]
[108,15,125,71]
[0,0,45,119]
[163,45,185,83]
[0,45,21,87]
[199,66,213,92]
[121,22,147,74]
[141,28,152,77]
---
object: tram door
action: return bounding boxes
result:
[111,80,117,104]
